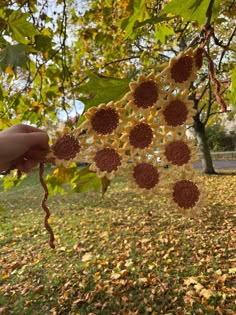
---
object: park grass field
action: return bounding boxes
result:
[0,169,235,315]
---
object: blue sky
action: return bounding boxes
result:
[57,99,85,121]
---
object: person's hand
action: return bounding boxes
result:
[0,124,49,173]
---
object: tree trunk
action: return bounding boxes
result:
[193,116,217,174]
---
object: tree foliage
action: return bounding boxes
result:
[0,0,235,191]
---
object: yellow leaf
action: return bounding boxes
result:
[184,290,196,306]
[138,277,148,284]
[228,267,236,274]
[184,276,198,286]
[31,101,39,107]
[47,215,54,224]
[140,238,151,244]
[81,252,93,262]
[111,272,121,280]
[217,274,227,284]
[5,65,14,75]
[215,269,222,275]
[194,283,204,293]
[125,259,133,267]
[200,288,215,300]
[1,273,9,280]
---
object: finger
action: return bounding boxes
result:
[24,148,49,162]
[0,161,13,173]
[24,132,49,151]
[22,125,46,133]
[1,124,45,134]
[16,159,39,173]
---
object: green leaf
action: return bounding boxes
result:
[8,11,40,44]
[0,44,28,73]
[121,0,150,39]
[0,204,6,212]
[78,72,130,110]
[45,175,65,196]
[154,24,175,44]
[101,176,111,196]
[161,0,221,26]
[0,85,3,100]
[34,34,52,52]
[135,15,172,29]
[0,36,8,48]
[72,170,101,193]
[229,67,236,107]
[3,173,26,191]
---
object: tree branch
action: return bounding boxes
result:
[203,77,213,125]
[205,0,215,28]
[102,56,140,68]
[218,26,236,69]
[198,80,210,114]
[208,109,231,117]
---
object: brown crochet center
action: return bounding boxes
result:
[173,180,200,209]
[94,148,121,172]
[91,107,119,135]
[129,122,154,149]
[163,100,188,127]
[133,163,159,190]
[165,140,191,166]
[52,134,80,160]
[133,80,158,109]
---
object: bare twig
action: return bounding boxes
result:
[208,109,231,117]
[218,26,236,69]
[102,55,140,68]
[198,80,210,114]
[203,77,213,125]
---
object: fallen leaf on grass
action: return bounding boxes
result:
[184,276,198,286]
[199,288,215,300]
[34,285,44,293]
[81,252,93,262]
[111,272,121,280]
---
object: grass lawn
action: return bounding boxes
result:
[0,168,235,315]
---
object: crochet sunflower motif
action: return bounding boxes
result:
[161,132,198,170]
[159,92,196,129]
[47,47,205,214]
[126,155,162,194]
[78,100,125,143]
[162,48,197,90]
[47,133,82,167]
[85,141,127,180]
[120,115,163,159]
[124,72,164,116]
[169,171,203,215]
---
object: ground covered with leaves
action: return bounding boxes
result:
[0,169,235,315]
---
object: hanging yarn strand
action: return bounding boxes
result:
[39,163,55,249]
[199,25,227,112]
[202,48,227,112]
